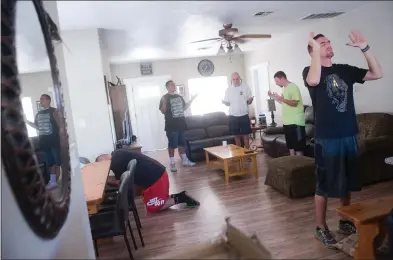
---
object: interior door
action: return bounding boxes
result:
[124,76,170,152]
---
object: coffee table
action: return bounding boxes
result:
[204,144,258,184]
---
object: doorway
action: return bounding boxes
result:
[124,76,171,152]
[250,62,270,118]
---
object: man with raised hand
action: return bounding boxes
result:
[302,31,383,248]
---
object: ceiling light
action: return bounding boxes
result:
[217,45,225,55]
[233,44,242,54]
[227,48,234,55]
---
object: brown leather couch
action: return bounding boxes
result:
[184,112,235,162]
[262,108,393,185]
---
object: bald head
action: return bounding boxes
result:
[95,154,112,162]
[231,72,242,87]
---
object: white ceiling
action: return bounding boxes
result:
[17,1,372,73]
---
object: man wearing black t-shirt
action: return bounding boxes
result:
[26,94,63,190]
[303,31,383,248]
[159,80,198,172]
[101,149,200,213]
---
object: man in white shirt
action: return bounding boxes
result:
[222,72,254,149]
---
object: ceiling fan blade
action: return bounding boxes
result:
[237,34,272,39]
[190,38,221,44]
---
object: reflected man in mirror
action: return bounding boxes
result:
[159,80,198,172]
[268,71,306,156]
[26,94,62,190]
[222,72,254,149]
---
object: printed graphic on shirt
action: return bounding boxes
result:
[170,96,184,118]
[325,74,348,112]
[146,197,165,207]
[36,113,52,135]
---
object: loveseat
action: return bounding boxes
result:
[184,112,235,162]
[262,107,393,185]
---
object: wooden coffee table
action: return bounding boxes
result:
[204,144,258,184]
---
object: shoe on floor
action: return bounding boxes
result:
[180,191,200,208]
[337,220,357,235]
[46,181,57,190]
[315,227,337,249]
[170,163,177,172]
[182,159,196,167]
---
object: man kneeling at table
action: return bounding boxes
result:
[96,149,200,213]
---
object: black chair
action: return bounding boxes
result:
[100,160,145,248]
[89,169,136,259]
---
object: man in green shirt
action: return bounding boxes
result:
[268,71,306,155]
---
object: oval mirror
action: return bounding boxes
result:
[1,0,71,239]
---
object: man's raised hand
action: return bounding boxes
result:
[346,31,367,49]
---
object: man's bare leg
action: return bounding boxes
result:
[337,194,356,235]
[178,146,195,167]
[289,149,295,156]
[168,148,177,172]
[242,135,250,149]
[234,136,242,147]
[315,194,328,228]
[295,150,303,156]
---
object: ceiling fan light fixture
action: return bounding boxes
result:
[217,45,226,55]
[227,48,234,55]
[233,43,242,54]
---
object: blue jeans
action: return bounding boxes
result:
[166,131,186,149]
[44,147,62,167]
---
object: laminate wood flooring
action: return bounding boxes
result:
[97,149,393,259]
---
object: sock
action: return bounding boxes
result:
[170,157,175,164]
[181,153,188,161]
[50,174,56,183]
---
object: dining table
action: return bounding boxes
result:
[81,160,111,215]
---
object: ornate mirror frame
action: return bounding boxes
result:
[1,0,71,239]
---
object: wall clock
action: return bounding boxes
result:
[198,59,214,77]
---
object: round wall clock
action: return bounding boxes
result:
[197,59,214,77]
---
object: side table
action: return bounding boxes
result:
[249,124,267,151]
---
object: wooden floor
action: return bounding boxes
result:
[97,149,393,259]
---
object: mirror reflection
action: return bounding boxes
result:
[17,1,68,197]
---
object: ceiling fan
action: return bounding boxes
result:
[191,24,271,55]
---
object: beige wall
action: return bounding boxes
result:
[110,54,246,100]
[244,1,393,125]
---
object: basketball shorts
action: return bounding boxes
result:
[142,171,170,213]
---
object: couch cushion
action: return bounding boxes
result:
[184,128,207,141]
[275,135,287,146]
[188,138,214,152]
[212,135,235,146]
[304,106,314,124]
[305,123,314,138]
[206,125,229,138]
[261,134,282,143]
[203,112,229,127]
[357,113,393,140]
[185,115,205,130]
